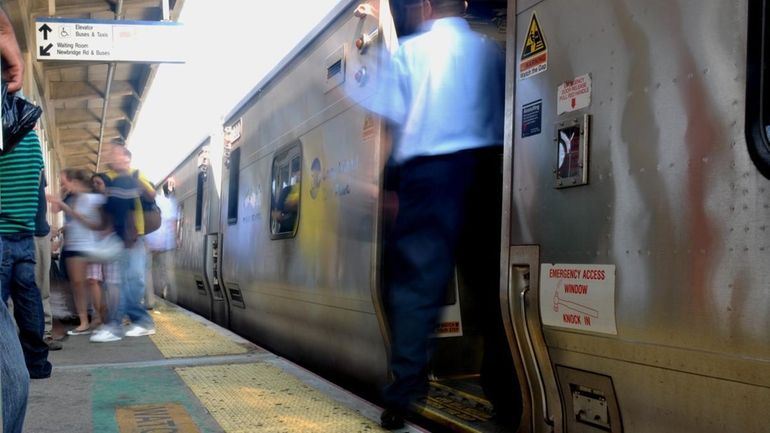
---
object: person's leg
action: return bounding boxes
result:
[33,234,52,337]
[65,255,89,333]
[123,239,153,329]
[0,237,29,433]
[382,154,474,414]
[164,250,177,303]
[155,250,176,303]
[457,148,522,424]
[87,278,103,327]
[105,262,122,331]
[144,244,155,309]
[0,298,29,433]
[8,236,51,379]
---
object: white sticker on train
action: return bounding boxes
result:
[539,264,617,335]
[557,74,592,115]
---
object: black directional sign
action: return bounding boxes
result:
[38,23,52,40]
[39,43,53,56]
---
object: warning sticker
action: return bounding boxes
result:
[519,12,548,80]
[539,264,617,335]
[557,74,592,115]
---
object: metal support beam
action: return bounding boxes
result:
[96,0,124,172]
[49,80,136,102]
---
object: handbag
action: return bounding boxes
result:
[132,170,162,234]
[84,233,124,263]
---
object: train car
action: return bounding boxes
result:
[161,0,770,432]
[159,137,227,327]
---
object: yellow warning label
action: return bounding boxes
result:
[519,12,548,80]
[116,403,201,433]
[521,12,547,59]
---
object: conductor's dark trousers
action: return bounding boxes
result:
[382,145,517,412]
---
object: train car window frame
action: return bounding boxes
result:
[269,141,302,239]
[227,147,241,225]
[746,0,770,179]
[194,171,205,231]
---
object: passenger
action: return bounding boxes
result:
[47,169,106,335]
[89,141,156,343]
[145,180,179,303]
[360,0,515,429]
[0,7,33,431]
[34,172,62,350]
[86,174,110,325]
[272,174,300,234]
[0,128,53,383]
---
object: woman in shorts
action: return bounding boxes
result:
[48,169,106,335]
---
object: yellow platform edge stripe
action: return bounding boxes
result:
[175,363,387,433]
[148,303,249,358]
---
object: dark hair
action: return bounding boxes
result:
[430,0,465,15]
[162,182,170,196]
[92,172,109,183]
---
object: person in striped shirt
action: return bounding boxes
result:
[0,130,53,381]
[0,7,35,432]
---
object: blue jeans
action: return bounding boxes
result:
[0,235,51,379]
[106,238,153,334]
[0,237,31,433]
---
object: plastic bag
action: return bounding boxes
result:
[1,82,43,155]
[84,233,124,263]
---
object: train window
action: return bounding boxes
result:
[194,172,204,231]
[746,0,770,179]
[270,142,302,238]
[227,147,241,225]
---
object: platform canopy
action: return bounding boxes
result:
[4,0,186,172]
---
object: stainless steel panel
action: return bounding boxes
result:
[168,139,218,319]
[217,1,389,385]
[510,0,770,431]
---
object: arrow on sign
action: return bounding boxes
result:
[38,23,52,40]
[39,43,53,57]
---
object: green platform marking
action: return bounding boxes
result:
[92,366,219,433]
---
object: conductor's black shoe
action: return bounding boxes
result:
[380,408,405,430]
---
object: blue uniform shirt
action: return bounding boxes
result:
[367,17,505,163]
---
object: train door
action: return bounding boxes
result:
[502,3,568,432]
[197,141,228,328]
[377,1,537,432]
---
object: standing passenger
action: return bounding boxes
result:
[0,128,53,381]
[47,169,106,335]
[34,173,62,350]
[145,181,178,303]
[362,0,515,429]
[0,8,32,431]
[90,141,156,342]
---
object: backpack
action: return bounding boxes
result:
[132,170,162,235]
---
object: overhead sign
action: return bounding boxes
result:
[35,18,184,63]
[519,12,548,80]
[540,264,617,335]
[557,74,592,115]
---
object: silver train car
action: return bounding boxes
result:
[158,0,770,432]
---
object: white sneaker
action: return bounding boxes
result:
[125,324,156,337]
[90,329,122,343]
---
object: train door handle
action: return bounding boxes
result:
[510,245,556,430]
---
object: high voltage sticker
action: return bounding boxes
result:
[519,12,548,80]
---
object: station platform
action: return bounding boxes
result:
[24,300,426,433]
